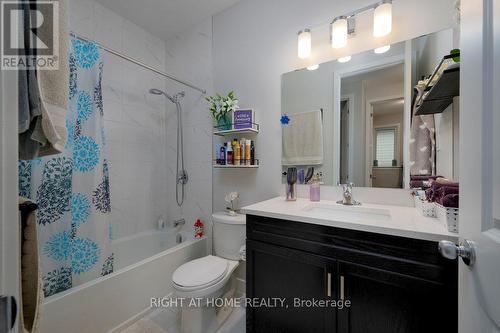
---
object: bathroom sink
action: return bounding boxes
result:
[301,202,391,222]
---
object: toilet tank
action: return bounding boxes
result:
[212,212,246,260]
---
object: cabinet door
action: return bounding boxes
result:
[337,261,457,333]
[247,240,337,333]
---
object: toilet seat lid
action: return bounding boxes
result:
[172,255,228,288]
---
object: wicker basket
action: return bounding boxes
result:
[435,203,459,233]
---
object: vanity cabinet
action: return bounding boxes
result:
[246,215,458,333]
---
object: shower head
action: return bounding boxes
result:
[149,88,185,103]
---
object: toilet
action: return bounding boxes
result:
[172,212,246,333]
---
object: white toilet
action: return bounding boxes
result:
[172,212,246,333]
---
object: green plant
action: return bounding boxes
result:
[205,91,239,122]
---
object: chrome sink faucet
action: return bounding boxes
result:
[337,182,361,206]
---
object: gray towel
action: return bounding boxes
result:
[18,2,46,160]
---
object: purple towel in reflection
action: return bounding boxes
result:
[435,186,459,203]
[441,194,459,208]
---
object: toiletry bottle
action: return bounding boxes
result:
[250,140,255,165]
[309,173,321,202]
[240,138,246,165]
[220,144,226,165]
[234,140,241,165]
[245,140,251,165]
[226,141,234,165]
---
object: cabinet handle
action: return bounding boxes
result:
[340,275,345,300]
[327,273,332,297]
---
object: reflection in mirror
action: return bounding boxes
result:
[281,28,460,189]
[341,64,404,188]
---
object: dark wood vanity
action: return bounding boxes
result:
[246,214,458,333]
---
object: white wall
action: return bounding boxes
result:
[212,0,456,210]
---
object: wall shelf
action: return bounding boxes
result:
[213,159,259,169]
[213,122,259,136]
[415,54,460,116]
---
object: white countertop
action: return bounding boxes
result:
[242,197,458,242]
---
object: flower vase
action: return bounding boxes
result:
[217,115,232,131]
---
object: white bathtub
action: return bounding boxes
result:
[37,230,207,333]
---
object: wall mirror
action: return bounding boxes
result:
[281,28,460,188]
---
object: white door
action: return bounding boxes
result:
[451,0,500,332]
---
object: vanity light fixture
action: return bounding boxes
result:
[373,1,393,37]
[307,64,319,71]
[331,17,348,49]
[296,1,393,60]
[338,56,352,63]
[374,45,391,54]
[298,29,312,59]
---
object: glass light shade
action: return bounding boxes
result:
[374,45,391,54]
[298,29,312,59]
[307,64,319,71]
[331,18,348,49]
[373,2,392,37]
[338,56,352,63]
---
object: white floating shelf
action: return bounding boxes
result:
[213,164,259,169]
[213,122,259,136]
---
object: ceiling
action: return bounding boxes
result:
[95,0,241,39]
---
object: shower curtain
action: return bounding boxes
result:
[19,36,113,297]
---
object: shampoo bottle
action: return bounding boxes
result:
[219,144,226,165]
[245,140,251,165]
[234,140,241,165]
[226,141,234,165]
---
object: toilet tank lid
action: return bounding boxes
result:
[212,212,246,225]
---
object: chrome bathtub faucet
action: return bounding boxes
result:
[173,218,186,227]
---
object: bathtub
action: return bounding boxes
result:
[37,230,207,333]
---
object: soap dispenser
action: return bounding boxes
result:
[309,172,321,202]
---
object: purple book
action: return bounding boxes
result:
[233,109,254,129]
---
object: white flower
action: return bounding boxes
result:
[225,192,239,203]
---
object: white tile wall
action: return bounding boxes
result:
[163,18,214,248]
[69,0,169,240]
[69,0,213,242]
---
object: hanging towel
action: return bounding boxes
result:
[409,84,436,175]
[282,110,324,166]
[36,0,69,156]
[18,198,42,333]
[18,2,46,160]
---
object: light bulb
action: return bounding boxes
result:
[331,17,348,49]
[338,56,352,63]
[374,45,391,54]
[307,64,319,71]
[298,29,312,59]
[373,1,392,37]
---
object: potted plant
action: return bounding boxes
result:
[206,91,239,131]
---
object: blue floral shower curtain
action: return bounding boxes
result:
[19,36,113,297]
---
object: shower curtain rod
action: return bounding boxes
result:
[71,32,207,94]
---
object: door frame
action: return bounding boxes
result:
[1,63,20,331]
[340,94,355,183]
[365,95,404,187]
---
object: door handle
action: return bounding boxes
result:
[0,295,17,333]
[438,240,476,266]
[327,273,332,297]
